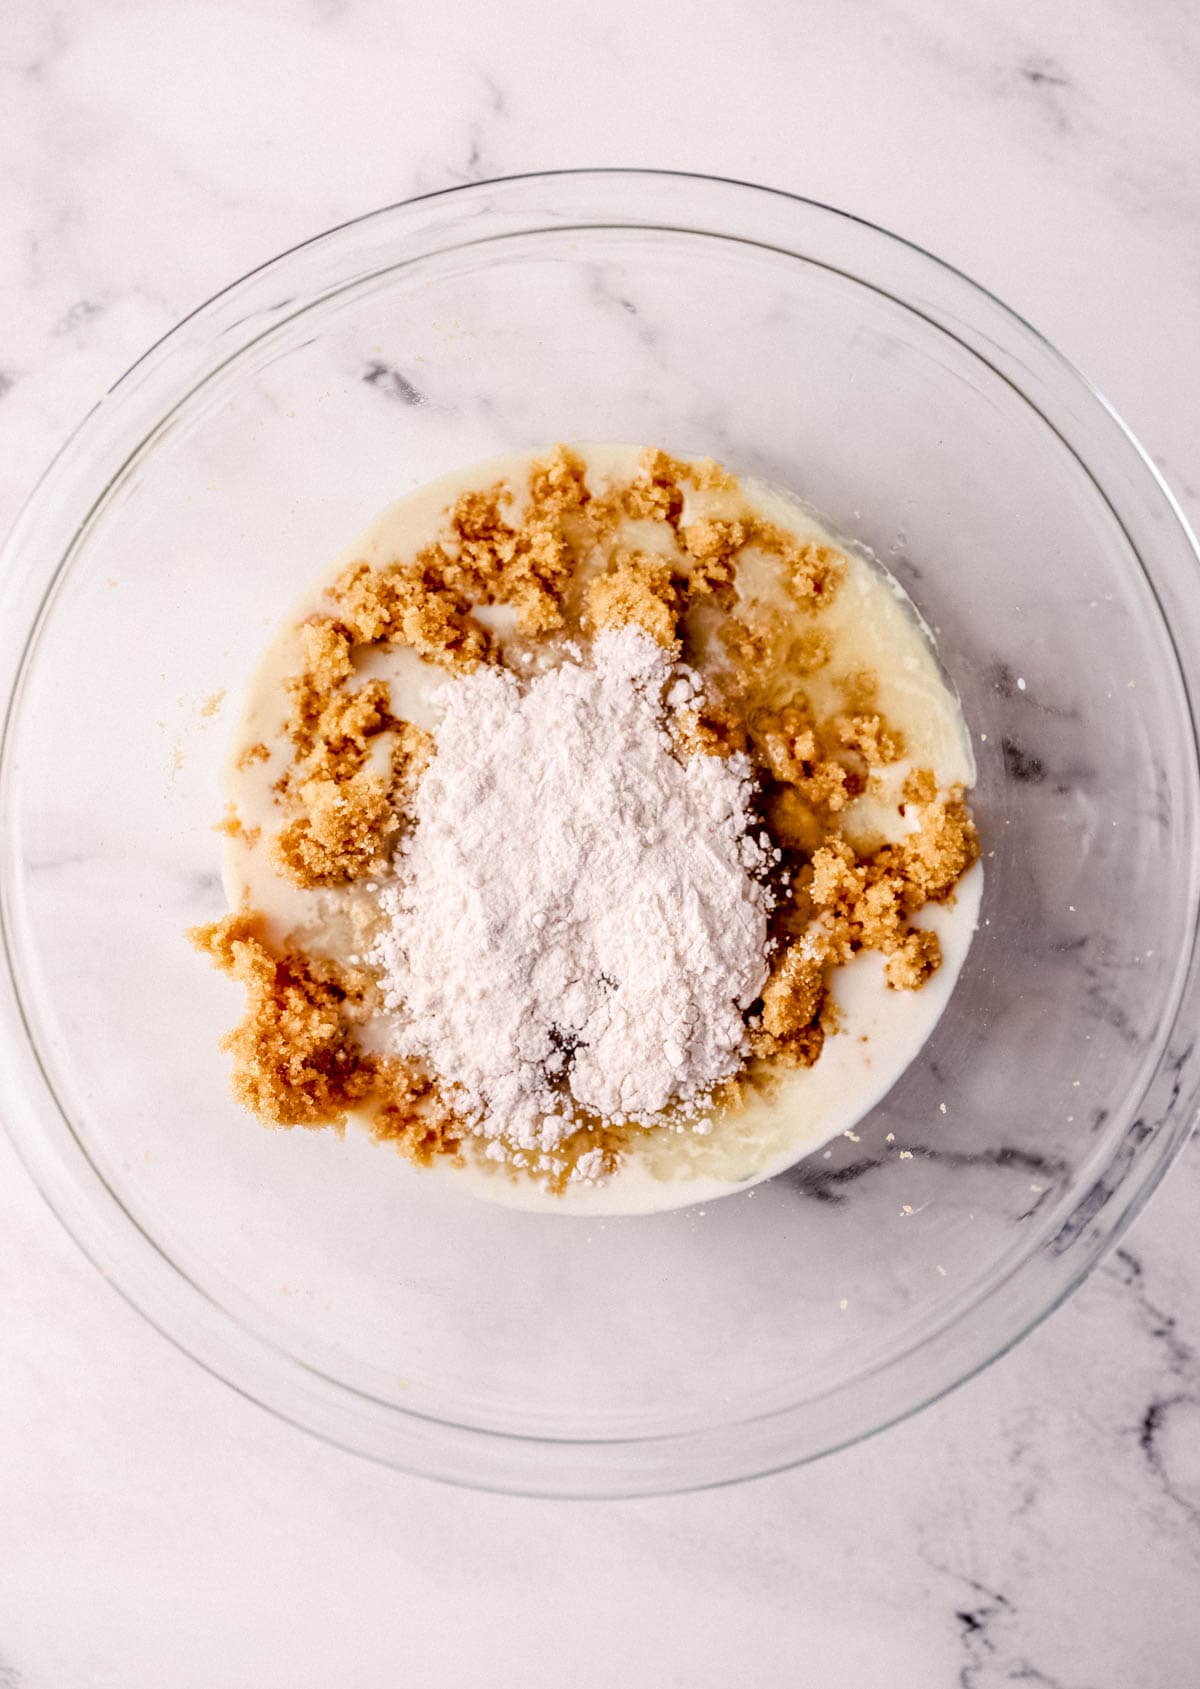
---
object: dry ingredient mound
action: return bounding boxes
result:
[369,626,774,1156]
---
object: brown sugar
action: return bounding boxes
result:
[808,838,907,960]
[902,765,939,805]
[389,719,435,797]
[789,629,833,676]
[619,448,687,525]
[439,474,576,638]
[301,681,394,779]
[388,564,494,671]
[747,521,847,609]
[884,927,942,989]
[214,803,260,847]
[191,911,463,1159]
[716,611,804,703]
[299,617,354,691]
[282,622,354,764]
[679,517,745,600]
[423,445,601,639]
[763,785,828,855]
[877,788,979,907]
[784,539,846,608]
[369,1060,463,1166]
[235,740,271,770]
[627,447,737,499]
[584,550,681,647]
[672,700,747,759]
[275,668,396,886]
[273,769,395,886]
[272,719,433,889]
[752,702,857,814]
[802,783,979,988]
[190,910,380,1128]
[328,557,493,672]
[751,941,828,1066]
[719,616,777,678]
[832,712,905,768]
[839,668,880,712]
[528,442,594,519]
[272,580,439,886]
[327,562,395,644]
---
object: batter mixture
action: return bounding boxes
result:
[192,444,980,1214]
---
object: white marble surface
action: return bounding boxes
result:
[2,1,1199,1683]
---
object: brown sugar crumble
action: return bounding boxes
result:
[584,550,681,647]
[190,910,380,1128]
[751,942,828,1066]
[215,803,260,848]
[235,740,271,770]
[270,624,434,888]
[198,445,980,1177]
[190,910,463,1157]
[742,775,977,1065]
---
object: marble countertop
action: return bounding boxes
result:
[2,1,1199,1683]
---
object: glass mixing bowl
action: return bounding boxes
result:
[2,171,1198,1497]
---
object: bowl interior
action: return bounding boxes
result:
[2,177,1198,1493]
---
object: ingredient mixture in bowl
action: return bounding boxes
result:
[192,445,980,1213]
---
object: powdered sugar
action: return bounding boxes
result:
[370,627,772,1171]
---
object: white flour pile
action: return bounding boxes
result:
[371,627,773,1172]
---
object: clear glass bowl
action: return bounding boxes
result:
[2,171,1198,1497]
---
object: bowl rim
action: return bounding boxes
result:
[2,167,1199,1497]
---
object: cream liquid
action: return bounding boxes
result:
[221,446,980,1216]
